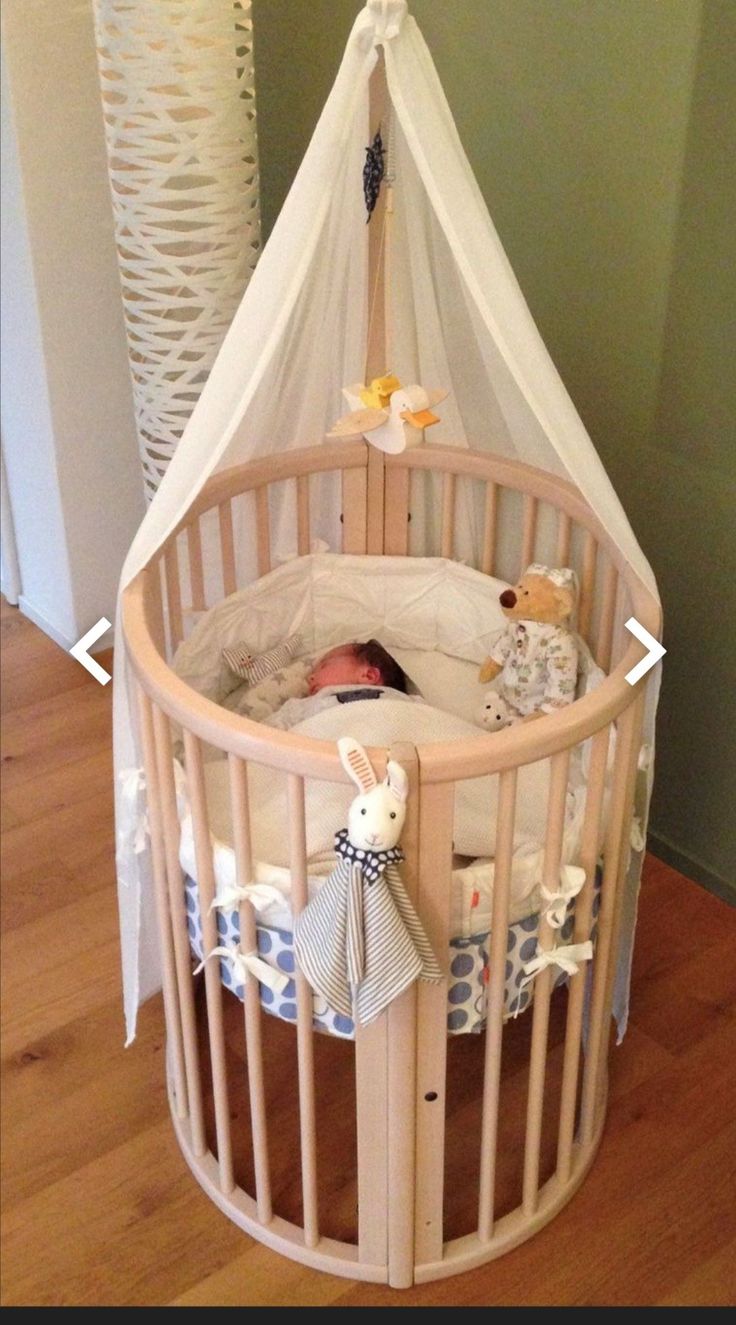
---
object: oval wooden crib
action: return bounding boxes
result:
[122,439,660,1288]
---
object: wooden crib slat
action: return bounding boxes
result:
[522,749,571,1216]
[556,511,572,566]
[556,726,610,1182]
[440,474,455,559]
[136,689,188,1122]
[520,494,538,574]
[287,773,320,1248]
[578,531,598,643]
[342,466,368,554]
[152,708,206,1154]
[481,482,498,576]
[218,501,237,598]
[414,780,454,1267]
[187,520,206,613]
[601,691,645,1026]
[610,579,631,669]
[255,487,271,576]
[595,560,618,671]
[477,767,518,1242]
[228,755,272,1225]
[579,698,641,1144]
[386,743,420,1289]
[183,730,235,1193]
[356,1017,389,1267]
[367,447,385,554]
[297,475,311,556]
[146,557,167,659]
[384,464,410,556]
[164,540,184,653]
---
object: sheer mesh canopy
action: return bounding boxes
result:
[114,0,659,1044]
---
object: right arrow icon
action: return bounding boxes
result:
[624,617,666,685]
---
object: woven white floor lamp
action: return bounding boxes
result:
[94,0,261,499]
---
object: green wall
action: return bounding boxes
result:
[252,0,735,897]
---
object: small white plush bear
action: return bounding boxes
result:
[475,690,515,732]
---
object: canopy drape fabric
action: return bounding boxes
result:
[114,0,659,1044]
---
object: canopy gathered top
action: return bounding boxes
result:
[114,0,660,1045]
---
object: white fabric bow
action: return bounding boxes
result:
[118,767,149,854]
[194,945,290,995]
[540,865,587,929]
[630,818,646,852]
[356,0,408,50]
[514,941,593,1013]
[208,882,286,915]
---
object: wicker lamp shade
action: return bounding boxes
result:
[94,0,261,499]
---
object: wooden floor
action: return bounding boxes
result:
[1,597,734,1307]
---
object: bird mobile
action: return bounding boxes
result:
[328,374,448,454]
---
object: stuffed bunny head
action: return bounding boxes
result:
[338,737,409,852]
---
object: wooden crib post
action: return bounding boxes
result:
[152,706,207,1157]
[287,773,320,1249]
[478,768,518,1240]
[481,481,498,576]
[163,539,184,654]
[135,686,188,1120]
[386,742,420,1289]
[228,754,273,1226]
[183,730,235,1194]
[556,725,610,1182]
[579,696,642,1143]
[413,778,454,1267]
[522,749,571,1216]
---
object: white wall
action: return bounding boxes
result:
[1,1,144,648]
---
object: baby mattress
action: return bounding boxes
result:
[174,553,607,1035]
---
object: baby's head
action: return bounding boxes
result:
[307,639,407,696]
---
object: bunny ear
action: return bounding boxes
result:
[385,760,409,804]
[338,737,377,792]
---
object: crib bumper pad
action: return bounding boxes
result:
[184,874,600,1038]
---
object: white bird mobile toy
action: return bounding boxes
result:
[328,373,448,454]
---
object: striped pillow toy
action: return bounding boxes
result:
[221,633,303,685]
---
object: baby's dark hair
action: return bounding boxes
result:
[354,639,408,693]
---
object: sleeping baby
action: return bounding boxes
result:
[263,639,414,730]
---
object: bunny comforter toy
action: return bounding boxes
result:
[294,738,443,1026]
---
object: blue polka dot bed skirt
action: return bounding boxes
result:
[184,875,600,1038]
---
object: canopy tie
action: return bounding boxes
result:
[513,941,593,1014]
[194,944,290,995]
[118,767,149,854]
[356,0,408,50]
[540,864,587,929]
[208,882,286,914]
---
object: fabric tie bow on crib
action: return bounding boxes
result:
[194,944,290,996]
[514,941,594,1015]
[294,829,443,1026]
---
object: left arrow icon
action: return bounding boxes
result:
[70,617,112,685]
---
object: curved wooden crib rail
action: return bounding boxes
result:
[123,441,659,1287]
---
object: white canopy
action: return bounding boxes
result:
[114,0,659,1044]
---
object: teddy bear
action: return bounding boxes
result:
[478,565,579,721]
[475,690,515,731]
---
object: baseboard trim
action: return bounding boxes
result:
[648,832,735,907]
[18,596,75,653]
